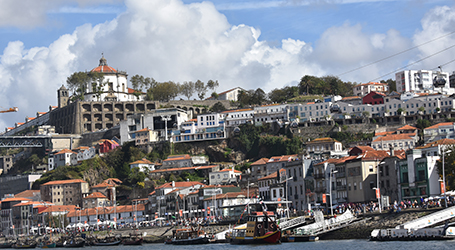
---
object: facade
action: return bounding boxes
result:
[305,137,345,159]
[66,204,146,227]
[222,108,254,127]
[253,104,289,124]
[129,158,155,172]
[209,168,241,185]
[208,87,244,102]
[172,113,226,143]
[119,108,188,145]
[353,82,389,96]
[153,181,204,218]
[371,134,417,151]
[149,165,219,179]
[162,154,192,169]
[424,122,455,143]
[0,174,41,199]
[249,158,269,181]
[51,149,77,170]
[0,197,32,236]
[395,69,452,95]
[83,192,110,209]
[40,179,90,207]
[0,155,13,175]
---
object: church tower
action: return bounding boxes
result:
[58,85,69,108]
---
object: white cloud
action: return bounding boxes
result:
[0,0,451,131]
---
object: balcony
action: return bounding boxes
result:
[336,185,347,191]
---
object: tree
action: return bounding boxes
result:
[66,71,104,101]
[252,88,266,105]
[381,79,396,92]
[130,75,156,92]
[436,145,455,191]
[180,81,195,100]
[194,80,207,100]
[211,102,226,112]
[211,92,219,99]
[153,81,180,102]
[206,80,219,92]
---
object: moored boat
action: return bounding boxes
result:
[122,238,143,245]
[165,227,211,245]
[226,211,281,244]
[63,239,85,248]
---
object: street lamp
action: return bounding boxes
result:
[285,176,293,219]
[329,170,338,216]
[375,161,382,213]
[442,148,452,207]
[161,115,172,141]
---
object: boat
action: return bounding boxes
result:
[0,242,14,248]
[369,227,455,241]
[63,239,85,248]
[93,240,121,246]
[122,237,143,245]
[165,227,211,245]
[226,211,281,244]
[38,242,56,248]
[12,243,36,249]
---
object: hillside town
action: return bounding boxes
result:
[2,56,455,239]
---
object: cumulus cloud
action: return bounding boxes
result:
[0,0,451,130]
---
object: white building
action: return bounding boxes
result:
[119,108,189,145]
[83,55,143,102]
[424,122,455,143]
[129,158,155,172]
[49,149,77,170]
[353,82,389,96]
[172,113,226,143]
[209,87,245,102]
[209,168,241,185]
[222,108,254,127]
[254,104,289,124]
[395,69,452,95]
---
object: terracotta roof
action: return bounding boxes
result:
[416,139,455,149]
[66,204,145,217]
[258,172,277,181]
[356,150,390,161]
[398,125,417,130]
[42,179,87,186]
[92,182,114,188]
[15,190,40,198]
[353,146,375,152]
[39,205,77,214]
[267,155,298,163]
[91,65,117,73]
[425,122,454,130]
[135,127,151,133]
[13,201,49,207]
[372,134,414,142]
[54,148,77,155]
[148,191,156,196]
[375,131,394,136]
[221,108,253,114]
[1,197,32,202]
[307,137,340,144]
[315,158,340,166]
[84,192,107,199]
[342,96,361,100]
[103,178,122,186]
[155,181,204,190]
[250,158,269,166]
[130,158,153,165]
[219,168,241,173]
[164,154,191,162]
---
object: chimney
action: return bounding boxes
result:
[390,147,394,156]
[172,181,175,187]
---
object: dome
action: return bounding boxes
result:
[91,55,117,73]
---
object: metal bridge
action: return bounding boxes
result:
[0,136,52,148]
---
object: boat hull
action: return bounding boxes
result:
[122,238,143,245]
[93,240,121,246]
[228,230,281,244]
[63,241,85,248]
[165,236,210,245]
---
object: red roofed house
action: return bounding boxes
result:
[129,158,155,172]
[65,204,145,227]
[40,179,90,207]
[206,87,244,102]
[306,137,346,159]
[353,82,389,96]
[98,139,119,154]
[154,181,204,218]
[424,122,455,144]
[49,149,78,171]
[91,182,117,205]
[162,154,192,169]
[1,197,32,235]
[250,158,269,180]
[83,192,109,209]
[209,167,242,185]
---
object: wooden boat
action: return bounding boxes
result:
[122,238,143,245]
[93,240,121,246]
[226,211,281,244]
[0,242,13,248]
[165,227,210,245]
[12,243,36,249]
[38,242,56,248]
[63,240,85,248]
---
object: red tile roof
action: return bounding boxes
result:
[84,192,107,199]
[54,148,77,155]
[250,158,269,166]
[130,159,153,165]
[91,65,117,73]
[66,204,145,217]
[2,197,31,202]
[219,168,241,173]
[14,190,40,198]
[150,165,217,173]
[372,134,414,142]
[91,182,114,188]
[258,172,277,181]
[39,205,77,214]
[425,122,454,130]
[416,138,455,149]
[398,125,417,130]
[163,154,191,162]
[42,179,87,186]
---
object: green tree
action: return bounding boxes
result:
[211,102,226,112]
[381,79,396,93]
[436,146,455,191]
[194,80,207,100]
[153,81,180,102]
[206,80,219,92]
[130,74,156,92]
[180,81,195,100]
[66,71,104,101]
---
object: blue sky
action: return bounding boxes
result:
[0,0,454,130]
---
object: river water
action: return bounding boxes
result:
[51,239,454,250]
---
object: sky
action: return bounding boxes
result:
[0,0,455,131]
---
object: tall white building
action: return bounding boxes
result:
[395,70,452,95]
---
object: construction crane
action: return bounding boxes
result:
[0,107,18,113]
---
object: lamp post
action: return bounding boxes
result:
[161,115,172,141]
[329,169,338,216]
[376,160,382,213]
[285,176,293,219]
[442,148,451,207]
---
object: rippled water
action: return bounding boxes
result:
[51,239,455,250]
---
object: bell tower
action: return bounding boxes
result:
[58,85,69,108]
